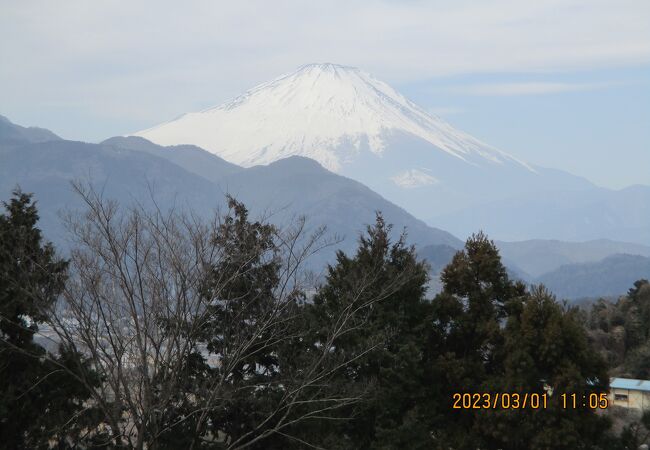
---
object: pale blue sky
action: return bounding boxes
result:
[1,0,648,189]
[400,66,650,189]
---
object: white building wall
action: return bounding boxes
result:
[609,388,650,410]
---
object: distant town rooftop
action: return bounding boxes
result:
[610,378,650,393]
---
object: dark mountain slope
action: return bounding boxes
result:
[497,239,650,278]
[4,115,647,299]
[0,114,61,146]
[0,139,221,243]
[102,136,243,181]
[219,156,462,250]
[537,254,650,300]
[103,135,462,250]
[1,118,462,266]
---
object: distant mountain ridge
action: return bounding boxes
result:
[102,136,462,251]
[2,114,648,299]
[496,239,650,278]
[0,114,61,145]
[102,136,243,180]
[1,116,461,270]
[436,186,650,245]
[536,254,650,300]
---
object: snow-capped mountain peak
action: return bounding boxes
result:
[134,63,531,173]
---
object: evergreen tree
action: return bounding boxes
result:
[200,197,290,447]
[427,232,611,449]
[485,286,611,449]
[586,279,650,378]
[308,214,431,449]
[0,190,101,448]
[425,232,525,448]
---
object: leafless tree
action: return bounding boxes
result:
[38,183,420,449]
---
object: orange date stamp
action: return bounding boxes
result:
[452,392,609,410]
[452,392,548,409]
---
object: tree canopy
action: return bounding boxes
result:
[0,191,635,449]
[0,190,101,448]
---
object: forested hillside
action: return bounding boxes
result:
[586,279,650,379]
[1,189,645,449]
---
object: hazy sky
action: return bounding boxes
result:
[1,0,649,189]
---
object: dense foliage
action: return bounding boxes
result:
[306,216,432,449]
[424,233,611,449]
[0,191,641,449]
[587,279,650,378]
[0,191,102,448]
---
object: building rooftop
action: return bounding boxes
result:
[611,378,650,393]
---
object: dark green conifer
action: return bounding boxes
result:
[309,214,432,449]
[0,190,100,448]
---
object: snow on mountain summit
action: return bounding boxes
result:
[134,63,530,173]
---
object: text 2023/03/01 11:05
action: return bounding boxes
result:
[452,392,609,410]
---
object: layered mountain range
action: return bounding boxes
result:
[1,113,648,299]
[0,115,459,273]
[134,63,650,245]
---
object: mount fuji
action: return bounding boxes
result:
[134,64,649,244]
[136,63,529,173]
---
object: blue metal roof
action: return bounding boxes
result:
[610,378,650,393]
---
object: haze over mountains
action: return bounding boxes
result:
[135,63,650,245]
[1,64,649,299]
[496,239,650,278]
[537,254,650,300]
[0,115,459,271]
[1,112,648,299]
